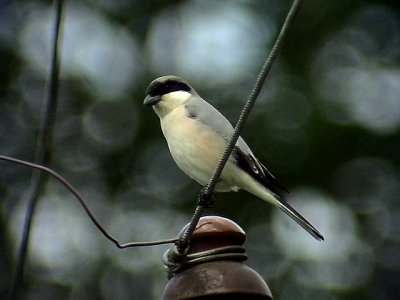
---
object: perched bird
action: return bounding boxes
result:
[144,75,324,241]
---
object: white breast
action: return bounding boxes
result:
[160,105,238,191]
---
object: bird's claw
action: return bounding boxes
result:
[198,187,217,208]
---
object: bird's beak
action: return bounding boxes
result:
[143,95,161,106]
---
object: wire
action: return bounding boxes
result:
[0,155,179,248]
[163,245,247,277]
[3,2,304,293]
[7,1,65,299]
[177,0,303,253]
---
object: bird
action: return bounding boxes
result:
[143,75,324,241]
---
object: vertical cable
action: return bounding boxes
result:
[7,1,65,298]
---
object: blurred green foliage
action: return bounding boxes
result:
[1,0,400,299]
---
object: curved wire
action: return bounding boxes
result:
[0,155,179,248]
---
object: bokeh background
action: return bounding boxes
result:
[1,0,400,299]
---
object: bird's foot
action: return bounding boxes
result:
[198,187,217,208]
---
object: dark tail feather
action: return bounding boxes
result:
[276,197,324,241]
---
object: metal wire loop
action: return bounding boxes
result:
[163,245,247,278]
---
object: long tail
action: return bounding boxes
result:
[274,196,324,241]
[244,180,324,241]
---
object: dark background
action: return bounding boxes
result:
[1,0,400,299]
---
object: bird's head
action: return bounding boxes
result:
[144,75,194,117]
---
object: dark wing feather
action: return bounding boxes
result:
[233,146,288,197]
[185,96,324,241]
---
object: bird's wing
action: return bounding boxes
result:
[232,145,288,197]
[184,96,237,141]
[185,97,324,241]
[185,97,288,196]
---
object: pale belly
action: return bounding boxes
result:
[160,106,239,191]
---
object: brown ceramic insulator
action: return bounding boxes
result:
[161,216,273,299]
[179,215,246,253]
